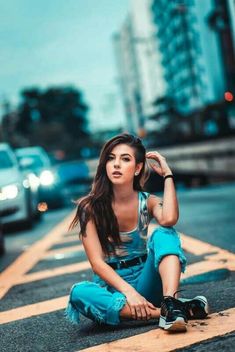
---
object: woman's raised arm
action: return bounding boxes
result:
[146,151,179,226]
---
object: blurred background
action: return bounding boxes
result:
[0,0,235,248]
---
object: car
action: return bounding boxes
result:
[15,146,64,208]
[0,143,39,228]
[55,160,91,206]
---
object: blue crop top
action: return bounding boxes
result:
[106,191,151,263]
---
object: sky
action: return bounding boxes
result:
[0,0,130,131]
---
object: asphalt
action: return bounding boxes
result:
[0,182,235,352]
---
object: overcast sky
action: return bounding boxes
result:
[0,0,129,131]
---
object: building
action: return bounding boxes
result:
[151,0,235,115]
[113,0,165,135]
[113,16,143,134]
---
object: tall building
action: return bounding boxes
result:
[151,0,235,116]
[113,16,142,134]
[113,0,165,135]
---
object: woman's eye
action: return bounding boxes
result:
[107,155,114,161]
[123,157,130,162]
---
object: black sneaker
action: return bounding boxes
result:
[179,296,209,320]
[159,296,187,332]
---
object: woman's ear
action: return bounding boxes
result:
[135,162,143,175]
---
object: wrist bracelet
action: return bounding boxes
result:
[164,174,174,181]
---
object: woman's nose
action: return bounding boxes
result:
[114,158,120,168]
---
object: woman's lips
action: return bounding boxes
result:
[112,171,122,176]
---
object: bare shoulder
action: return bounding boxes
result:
[147,194,163,214]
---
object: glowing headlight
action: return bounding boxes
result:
[27,173,40,188]
[0,184,19,200]
[39,170,55,186]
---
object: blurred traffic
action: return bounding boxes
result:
[0,143,93,255]
[16,146,64,208]
[0,143,40,228]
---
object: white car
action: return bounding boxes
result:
[0,143,39,227]
[16,146,64,208]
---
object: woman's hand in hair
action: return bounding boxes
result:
[146,151,172,177]
[123,288,157,320]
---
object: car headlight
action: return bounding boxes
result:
[27,173,40,189]
[39,170,55,186]
[0,184,19,200]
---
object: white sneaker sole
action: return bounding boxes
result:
[159,315,187,332]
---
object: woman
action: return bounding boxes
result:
[66,133,208,332]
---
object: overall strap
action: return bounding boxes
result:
[138,192,150,231]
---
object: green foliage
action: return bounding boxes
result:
[10,85,91,159]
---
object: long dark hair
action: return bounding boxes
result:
[70,133,148,256]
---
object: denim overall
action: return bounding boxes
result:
[66,192,187,325]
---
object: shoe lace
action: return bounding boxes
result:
[173,289,185,298]
[163,290,186,310]
[163,289,185,300]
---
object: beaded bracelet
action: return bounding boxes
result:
[164,174,174,181]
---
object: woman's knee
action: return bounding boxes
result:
[149,226,181,249]
[70,281,93,305]
[148,227,187,272]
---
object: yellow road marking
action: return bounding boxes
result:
[15,261,91,285]
[80,308,235,352]
[182,257,235,280]
[180,233,218,255]
[57,236,80,244]
[0,212,74,299]
[0,296,68,324]
[44,244,84,257]
[0,218,234,328]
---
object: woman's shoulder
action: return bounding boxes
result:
[139,191,161,202]
[144,193,162,213]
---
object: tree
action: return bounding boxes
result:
[15,85,90,158]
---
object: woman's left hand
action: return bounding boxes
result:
[146,151,172,177]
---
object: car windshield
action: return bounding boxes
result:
[0,151,14,169]
[18,154,44,169]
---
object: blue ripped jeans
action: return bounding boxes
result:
[66,227,187,326]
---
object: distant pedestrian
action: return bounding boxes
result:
[66,133,208,332]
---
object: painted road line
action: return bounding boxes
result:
[80,308,235,352]
[1,224,235,294]
[44,244,84,257]
[13,240,235,286]
[0,296,68,324]
[182,257,235,280]
[57,236,80,244]
[0,212,74,299]
[180,232,235,257]
[14,261,91,285]
[1,219,234,326]
[0,253,233,323]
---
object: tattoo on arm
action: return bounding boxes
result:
[158,200,163,208]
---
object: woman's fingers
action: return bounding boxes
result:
[144,302,152,320]
[136,301,153,320]
[129,304,137,320]
[136,306,143,320]
[146,151,165,160]
[127,294,157,320]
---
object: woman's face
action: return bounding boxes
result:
[106,143,142,185]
